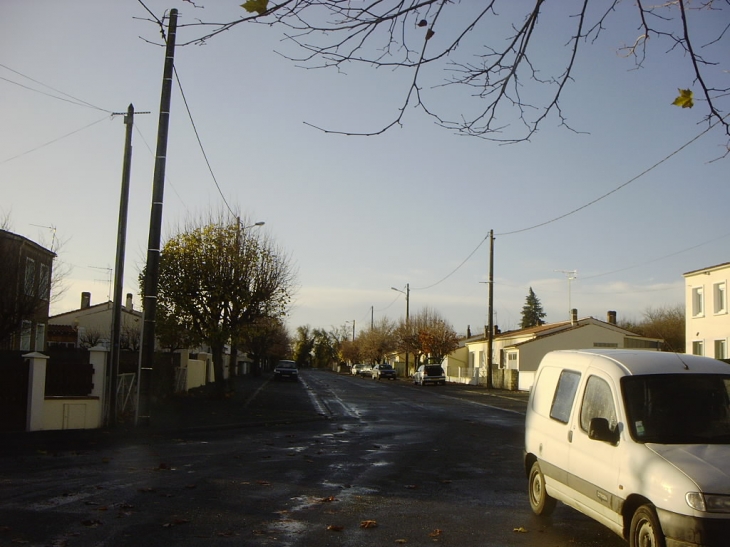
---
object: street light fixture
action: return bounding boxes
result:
[391,283,410,376]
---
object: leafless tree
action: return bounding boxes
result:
[140,0,729,152]
[78,327,105,349]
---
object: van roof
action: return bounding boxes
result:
[544,349,730,377]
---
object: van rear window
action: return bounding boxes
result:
[550,370,581,423]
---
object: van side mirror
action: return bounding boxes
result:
[589,417,619,445]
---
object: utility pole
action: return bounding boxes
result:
[486,230,494,389]
[138,9,178,426]
[391,284,410,375]
[370,306,374,330]
[109,104,134,428]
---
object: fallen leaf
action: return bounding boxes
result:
[319,496,338,503]
[360,520,378,528]
[513,526,528,533]
[326,525,344,532]
[429,529,443,537]
[395,540,408,544]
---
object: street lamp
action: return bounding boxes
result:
[345,320,355,341]
[391,283,410,376]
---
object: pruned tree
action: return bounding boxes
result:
[148,212,296,395]
[520,287,547,329]
[395,307,457,374]
[358,317,398,364]
[78,327,105,349]
[141,1,729,153]
[293,324,314,366]
[238,316,292,372]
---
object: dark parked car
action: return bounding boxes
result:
[273,360,299,381]
[413,364,446,386]
[372,363,397,380]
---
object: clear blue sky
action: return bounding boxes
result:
[2,1,727,336]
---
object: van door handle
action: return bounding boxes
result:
[568,430,573,443]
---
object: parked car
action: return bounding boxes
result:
[372,363,397,380]
[351,364,367,376]
[273,360,299,381]
[525,349,730,547]
[413,364,445,386]
[358,364,374,377]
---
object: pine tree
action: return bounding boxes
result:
[521,287,546,329]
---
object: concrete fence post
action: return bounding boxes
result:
[23,351,49,432]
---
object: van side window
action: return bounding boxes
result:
[580,376,617,433]
[550,370,581,423]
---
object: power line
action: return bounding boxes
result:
[411,119,720,291]
[173,66,236,217]
[0,63,112,113]
[0,116,110,165]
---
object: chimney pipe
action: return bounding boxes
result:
[607,310,617,325]
[81,292,91,309]
[126,293,133,310]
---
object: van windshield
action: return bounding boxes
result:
[622,374,730,444]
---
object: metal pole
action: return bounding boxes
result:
[109,104,134,427]
[139,9,178,426]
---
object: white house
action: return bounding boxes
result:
[684,262,729,359]
[445,310,661,391]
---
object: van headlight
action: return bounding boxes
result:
[686,492,730,513]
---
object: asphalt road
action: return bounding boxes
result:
[0,369,626,547]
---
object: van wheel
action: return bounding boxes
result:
[630,505,665,547]
[528,461,556,516]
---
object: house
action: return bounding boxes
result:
[0,229,55,351]
[445,310,662,391]
[684,262,729,359]
[48,291,142,349]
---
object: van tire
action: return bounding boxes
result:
[528,461,556,516]
[629,505,665,547]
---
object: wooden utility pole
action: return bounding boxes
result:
[138,9,178,426]
[109,104,134,427]
[486,230,494,389]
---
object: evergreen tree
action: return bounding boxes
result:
[521,287,546,329]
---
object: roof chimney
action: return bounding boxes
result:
[571,308,578,325]
[81,292,91,309]
[125,293,133,311]
[607,310,617,325]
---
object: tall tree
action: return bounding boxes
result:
[358,318,397,364]
[521,287,547,329]
[148,212,295,395]
[395,308,459,374]
[238,316,291,372]
[143,1,729,152]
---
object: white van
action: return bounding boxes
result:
[524,349,730,547]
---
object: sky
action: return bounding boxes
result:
[2,1,728,338]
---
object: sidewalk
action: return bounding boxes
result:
[0,374,323,456]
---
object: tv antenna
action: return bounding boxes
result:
[89,265,113,301]
[555,269,578,319]
[29,223,57,252]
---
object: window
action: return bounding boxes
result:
[580,376,617,433]
[20,320,32,351]
[692,286,704,317]
[714,282,726,315]
[39,263,50,301]
[24,257,36,296]
[715,339,727,360]
[693,340,704,356]
[35,323,46,351]
[550,370,581,423]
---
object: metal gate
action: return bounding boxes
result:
[0,351,29,432]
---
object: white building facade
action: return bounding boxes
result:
[684,262,729,359]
